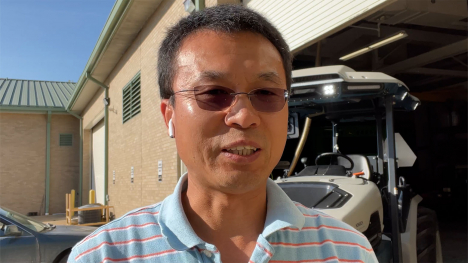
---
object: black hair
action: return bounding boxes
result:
[157,4,292,101]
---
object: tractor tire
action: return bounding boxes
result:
[416,207,438,263]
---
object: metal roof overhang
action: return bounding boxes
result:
[68,0,163,114]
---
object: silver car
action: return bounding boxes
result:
[0,206,95,263]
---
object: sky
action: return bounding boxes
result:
[0,0,116,82]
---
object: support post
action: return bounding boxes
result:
[45,111,51,215]
[375,100,384,175]
[195,0,205,11]
[79,118,83,206]
[104,88,109,205]
[86,72,109,205]
[315,41,321,67]
[385,95,403,263]
[332,122,338,153]
[287,117,312,177]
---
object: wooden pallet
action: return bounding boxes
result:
[65,193,114,226]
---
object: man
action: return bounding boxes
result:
[69,5,377,263]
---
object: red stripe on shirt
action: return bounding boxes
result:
[256,242,273,257]
[127,211,159,217]
[303,213,334,219]
[81,222,159,244]
[281,225,366,239]
[270,256,364,263]
[76,235,163,261]
[99,249,178,263]
[270,239,373,252]
[295,203,310,209]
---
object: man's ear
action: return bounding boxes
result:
[160,99,174,133]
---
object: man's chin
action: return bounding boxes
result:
[214,171,269,194]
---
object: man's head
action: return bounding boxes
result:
[159,5,291,194]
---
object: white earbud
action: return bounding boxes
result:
[168,119,174,138]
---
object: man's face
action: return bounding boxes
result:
[165,30,288,194]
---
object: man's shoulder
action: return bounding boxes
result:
[68,203,163,262]
[269,202,377,262]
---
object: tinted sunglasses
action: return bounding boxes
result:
[172,85,289,113]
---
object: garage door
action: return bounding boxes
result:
[245,0,396,52]
[91,119,105,205]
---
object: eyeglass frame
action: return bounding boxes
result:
[170,86,290,113]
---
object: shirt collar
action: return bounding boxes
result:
[263,177,305,237]
[159,173,305,251]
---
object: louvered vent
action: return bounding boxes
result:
[122,73,141,123]
[60,134,73,146]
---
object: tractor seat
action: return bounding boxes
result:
[337,154,373,180]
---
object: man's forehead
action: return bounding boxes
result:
[174,30,285,86]
[196,70,282,85]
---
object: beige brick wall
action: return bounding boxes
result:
[49,115,80,214]
[80,0,241,218]
[0,113,46,215]
[0,113,79,215]
[81,88,105,206]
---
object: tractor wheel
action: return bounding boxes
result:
[416,207,438,263]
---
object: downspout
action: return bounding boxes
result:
[67,110,83,207]
[45,111,51,215]
[86,72,109,205]
[195,0,205,11]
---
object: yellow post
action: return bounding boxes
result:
[70,189,75,210]
[89,190,95,204]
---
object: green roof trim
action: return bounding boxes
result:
[0,78,76,111]
[66,0,132,110]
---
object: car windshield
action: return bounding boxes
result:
[0,206,47,232]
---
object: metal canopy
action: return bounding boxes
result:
[0,78,76,111]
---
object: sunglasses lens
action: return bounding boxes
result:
[250,88,286,112]
[194,86,234,111]
[190,86,286,112]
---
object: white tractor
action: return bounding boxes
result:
[275,66,443,263]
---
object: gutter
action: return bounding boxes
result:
[45,111,51,215]
[0,106,67,113]
[85,72,109,205]
[66,0,131,111]
[195,0,205,11]
[67,110,83,207]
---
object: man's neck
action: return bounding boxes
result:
[181,175,267,262]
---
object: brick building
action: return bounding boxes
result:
[67,0,239,217]
[0,79,80,215]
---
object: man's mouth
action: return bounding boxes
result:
[223,146,259,156]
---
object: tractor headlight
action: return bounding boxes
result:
[323,85,335,96]
[396,89,408,101]
[401,91,408,101]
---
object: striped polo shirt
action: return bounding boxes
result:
[68,174,378,262]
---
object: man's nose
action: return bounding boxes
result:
[224,94,260,129]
